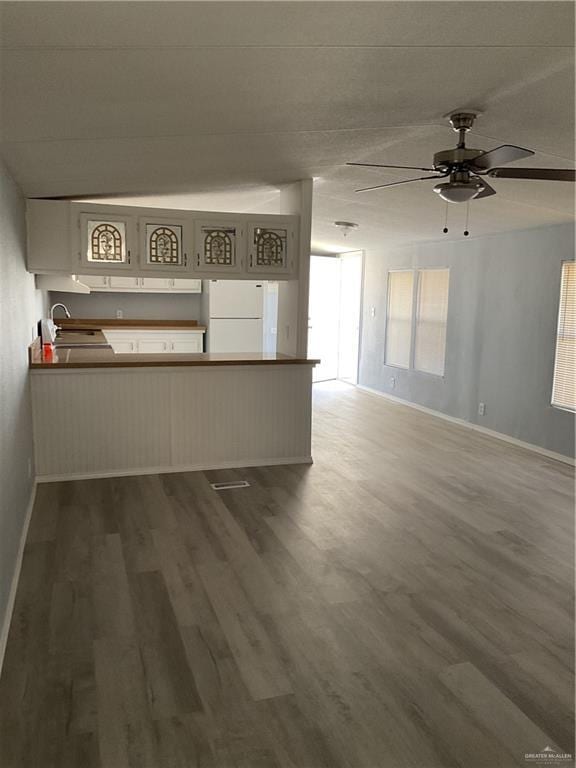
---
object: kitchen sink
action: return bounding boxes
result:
[54,343,111,349]
[58,329,96,335]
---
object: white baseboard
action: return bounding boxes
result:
[357,385,575,467]
[36,456,314,484]
[0,481,36,676]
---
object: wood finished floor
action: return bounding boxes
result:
[0,382,574,768]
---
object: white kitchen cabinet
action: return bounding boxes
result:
[78,276,202,293]
[28,200,300,281]
[194,220,245,274]
[171,336,203,353]
[74,208,137,272]
[140,278,172,291]
[109,276,141,290]
[138,339,170,353]
[79,275,110,289]
[103,329,205,354]
[247,222,296,276]
[138,216,191,271]
[110,340,136,354]
[171,278,201,292]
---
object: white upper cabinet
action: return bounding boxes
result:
[138,215,191,271]
[27,200,299,280]
[247,222,296,276]
[194,220,245,274]
[75,208,137,271]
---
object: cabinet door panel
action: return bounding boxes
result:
[79,275,110,289]
[172,278,201,292]
[140,278,172,291]
[109,276,141,290]
[194,221,244,274]
[110,340,136,354]
[171,337,203,353]
[78,212,135,270]
[137,339,170,353]
[138,216,191,271]
[247,222,296,275]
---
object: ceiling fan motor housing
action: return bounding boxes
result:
[433,147,485,172]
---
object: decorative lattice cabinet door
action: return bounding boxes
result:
[138,216,191,271]
[247,222,296,275]
[194,221,245,274]
[78,212,136,270]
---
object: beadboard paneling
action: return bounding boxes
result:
[31,365,313,479]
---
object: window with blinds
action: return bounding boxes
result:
[385,271,414,368]
[414,269,450,376]
[552,261,576,412]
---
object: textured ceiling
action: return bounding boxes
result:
[0,1,574,252]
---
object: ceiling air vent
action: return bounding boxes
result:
[210,480,250,491]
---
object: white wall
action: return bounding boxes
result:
[360,222,575,458]
[0,160,46,657]
[49,290,201,321]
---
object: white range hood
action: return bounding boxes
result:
[35,274,90,294]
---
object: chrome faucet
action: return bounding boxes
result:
[49,303,71,335]
[50,303,71,322]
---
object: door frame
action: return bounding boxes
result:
[307,250,364,385]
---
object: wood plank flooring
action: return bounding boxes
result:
[0,382,573,767]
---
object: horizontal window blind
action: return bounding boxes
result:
[414,269,450,376]
[552,261,576,412]
[385,270,414,368]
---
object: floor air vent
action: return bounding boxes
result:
[210,480,250,491]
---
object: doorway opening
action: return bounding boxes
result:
[308,251,363,384]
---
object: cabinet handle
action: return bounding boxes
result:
[250,254,253,267]
[196,253,200,267]
[127,249,131,264]
[184,253,188,267]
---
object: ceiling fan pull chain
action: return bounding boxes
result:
[442,202,449,234]
[464,201,471,237]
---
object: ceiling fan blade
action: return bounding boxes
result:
[347,162,436,172]
[487,167,576,181]
[355,174,446,193]
[469,144,534,171]
[474,179,497,199]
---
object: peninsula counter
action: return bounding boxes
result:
[30,347,318,481]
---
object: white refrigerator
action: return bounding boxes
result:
[206,280,265,354]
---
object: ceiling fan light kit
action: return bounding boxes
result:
[347,112,575,216]
[334,221,359,237]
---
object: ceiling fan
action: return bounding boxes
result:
[347,112,576,203]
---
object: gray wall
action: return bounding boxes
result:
[49,291,201,321]
[360,222,575,458]
[0,161,46,644]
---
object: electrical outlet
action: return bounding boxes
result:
[116,309,123,319]
[390,376,396,389]
[478,402,486,416]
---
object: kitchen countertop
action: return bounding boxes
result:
[58,318,207,331]
[29,327,319,369]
